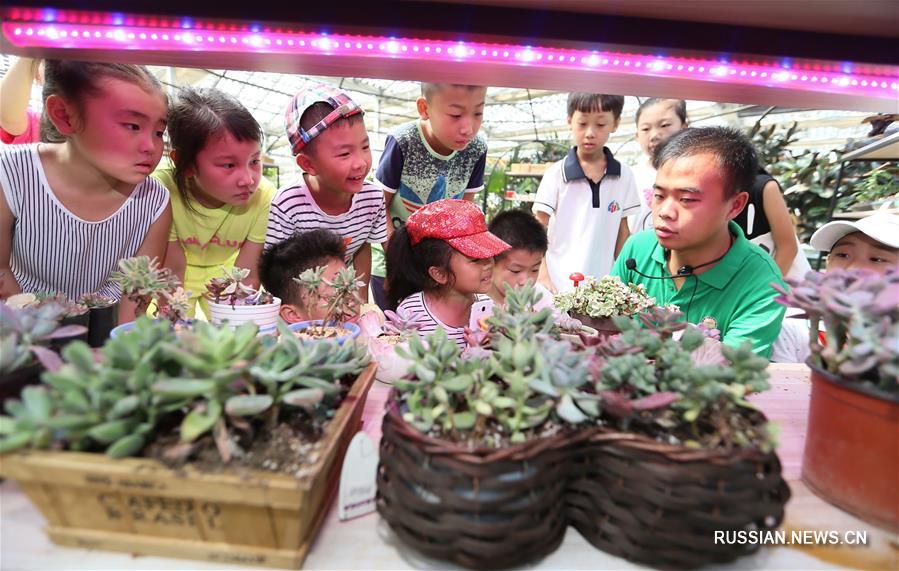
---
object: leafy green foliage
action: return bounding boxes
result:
[749,113,897,243]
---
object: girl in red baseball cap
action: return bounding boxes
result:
[385,199,510,349]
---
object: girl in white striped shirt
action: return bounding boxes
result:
[0,60,171,321]
[386,199,510,350]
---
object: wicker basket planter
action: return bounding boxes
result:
[0,362,376,569]
[568,420,791,569]
[377,395,584,569]
[379,392,790,570]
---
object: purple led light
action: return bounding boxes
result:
[2,20,896,98]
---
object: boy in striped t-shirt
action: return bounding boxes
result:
[265,84,387,300]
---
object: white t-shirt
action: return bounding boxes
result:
[629,159,656,233]
[770,308,812,363]
[533,147,640,293]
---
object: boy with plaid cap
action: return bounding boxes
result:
[265,83,387,298]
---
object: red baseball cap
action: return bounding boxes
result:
[406,199,511,259]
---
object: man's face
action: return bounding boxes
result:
[651,153,747,254]
[827,232,899,274]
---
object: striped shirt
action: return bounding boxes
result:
[0,144,169,300]
[265,180,387,262]
[396,292,492,350]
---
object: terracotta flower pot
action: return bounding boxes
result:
[802,362,899,531]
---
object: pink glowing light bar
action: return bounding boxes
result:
[3,16,898,99]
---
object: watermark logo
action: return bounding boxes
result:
[714,529,868,546]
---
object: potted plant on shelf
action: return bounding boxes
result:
[773,268,898,531]
[553,274,656,335]
[570,307,790,568]
[205,266,281,334]
[109,256,191,337]
[0,318,376,568]
[289,265,364,342]
[0,302,87,402]
[78,293,119,347]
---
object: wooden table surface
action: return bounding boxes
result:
[2,363,897,570]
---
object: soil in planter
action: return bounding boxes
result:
[143,375,355,478]
[145,412,333,479]
[295,326,353,340]
[604,403,773,451]
[420,417,567,449]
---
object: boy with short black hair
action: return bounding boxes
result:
[487,209,553,309]
[266,84,387,299]
[371,82,490,309]
[611,126,786,358]
[259,228,348,323]
[533,92,639,293]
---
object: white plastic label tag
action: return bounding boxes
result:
[338,431,379,521]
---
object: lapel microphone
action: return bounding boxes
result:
[624,250,728,280]
[625,258,693,279]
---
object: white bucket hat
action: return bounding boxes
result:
[810,212,899,252]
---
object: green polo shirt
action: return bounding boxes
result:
[610,221,786,358]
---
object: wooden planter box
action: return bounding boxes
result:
[0,362,377,569]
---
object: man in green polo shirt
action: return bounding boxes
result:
[611,126,785,358]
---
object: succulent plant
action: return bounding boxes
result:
[111,256,188,322]
[293,265,365,336]
[589,309,775,451]
[0,319,187,456]
[78,293,118,309]
[553,275,655,319]
[205,266,275,307]
[0,317,370,463]
[381,309,427,337]
[487,281,556,342]
[0,302,87,374]
[773,268,898,394]
[34,292,89,317]
[394,285,596,446]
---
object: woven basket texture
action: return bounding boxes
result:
[377,394,790,569]
[568,428,791,569]
[377,398,588,569]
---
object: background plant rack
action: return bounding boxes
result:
[501,162,554,203]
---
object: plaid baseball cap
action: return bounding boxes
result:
[285,83,363,155]
[407,199,511,259]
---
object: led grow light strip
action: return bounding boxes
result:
[4,20,898,98]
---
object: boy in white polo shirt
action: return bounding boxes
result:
[533,93,639,293]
